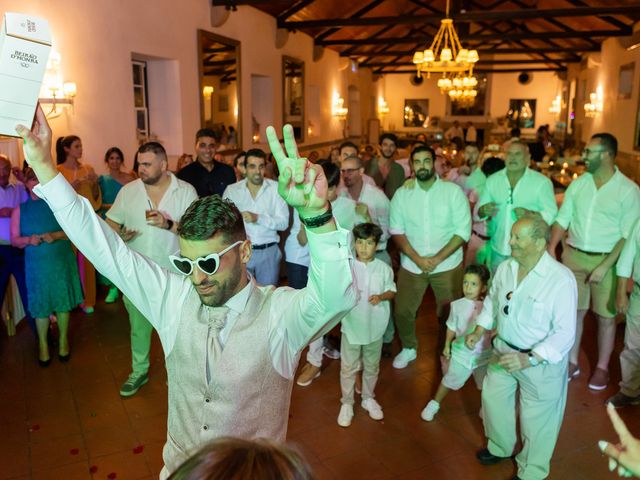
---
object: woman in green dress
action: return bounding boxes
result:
[10,168,83,366]
[98,147,135,303]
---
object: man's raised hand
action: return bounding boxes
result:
[15,104,58,184]
[267,124,328,218]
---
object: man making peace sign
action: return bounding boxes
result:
[17,107,357,478]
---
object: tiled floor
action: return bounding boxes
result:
[1,290,637,479]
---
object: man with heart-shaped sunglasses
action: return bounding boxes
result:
[17,105,357,479]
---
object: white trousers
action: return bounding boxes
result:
[482,358,568,480]
[340,335,383,405]
[620,288,640,397]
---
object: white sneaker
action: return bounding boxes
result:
[421,400,440,421]
[361,398,384,420]
[337,404,354,427]
[392,348,417,369]
[322,345,341,360]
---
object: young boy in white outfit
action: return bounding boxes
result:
[338,223,396,427]
[421,264,492,421]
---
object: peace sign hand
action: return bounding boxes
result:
[267,124,328,219]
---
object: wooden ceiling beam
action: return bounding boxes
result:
[277,0,316,21]
[343,46,599,56]
[318,29,629,45]
[565,0,632,30]
[362,58,581,67]
[283,6,637,29]
[313,0,385,42]
[373,67,567,74]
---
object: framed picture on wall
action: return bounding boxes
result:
[618,62,635,100]
[404,99,429,127]
[507,99,537,129]
[449,74,488,116]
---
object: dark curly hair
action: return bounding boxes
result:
[177,195,246,242]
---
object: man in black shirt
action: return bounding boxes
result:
[176,129,236,197]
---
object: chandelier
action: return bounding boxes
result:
[413,0,479,103]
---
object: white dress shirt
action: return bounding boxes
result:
[390,177,471,274]
[223,179,289,245]
[0,180,27,244]
[34,173,356,379]
[476,253,577,364]
[341,258,396,345]
[339,182,390,250]
[107,175,197,270]
[447,297,491,368]
[555,168,640,253]
[284,213,309,268]
[617,218,640,285]
[477,168,557,256]
[465,126,477,143]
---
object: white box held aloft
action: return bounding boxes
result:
[0,12,51,137]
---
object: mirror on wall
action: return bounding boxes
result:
[283,56,304,142]
[198,30,240,148]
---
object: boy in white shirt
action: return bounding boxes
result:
[338,223,396,427]
[421,264,492,421]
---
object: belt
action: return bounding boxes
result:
[492,336,532,354]
[569,245,609,256]
[252,242,277,250]
[473,230,490,241]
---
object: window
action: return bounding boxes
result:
[132,61,150,143]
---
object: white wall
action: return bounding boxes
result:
[0,1,353,172]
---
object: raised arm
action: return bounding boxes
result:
[265,125,356,378]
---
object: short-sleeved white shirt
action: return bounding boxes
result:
[107,174,197,270]
[447,297,491,368]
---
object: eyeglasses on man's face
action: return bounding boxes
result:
[169,241,243,276]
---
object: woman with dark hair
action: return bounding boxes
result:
[98,147,135,303]
[56,135,101,313]
[10,168,83,366]
[168,437,314,480]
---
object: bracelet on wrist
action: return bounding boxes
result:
[165,219,174,230]
[300,203,333,229]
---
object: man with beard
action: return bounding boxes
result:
[390,145,471,369]
[548,133,640,390]
[364,133,406,199]
[106,142,198,396]
[223,149,289,286]
[177,128,236,198]
[18,107,356,479]
[477,141,557,273]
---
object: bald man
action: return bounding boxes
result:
[466,214,577,480]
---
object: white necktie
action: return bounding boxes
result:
[205,306,229,384]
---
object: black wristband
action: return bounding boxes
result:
[165,219,174,230]
[300,203,333,228]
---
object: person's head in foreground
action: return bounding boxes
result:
[509,213,550,266]
[582,132,617,175]
[168,437,315,480]
[410,145,437,182]
[462,264,490,302]
[172,195,251,307]
[352,223,383,264]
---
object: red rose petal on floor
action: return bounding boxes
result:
[69,448,80,455]
[132,445,144,454]
[107,472,117,479]
[89,465,98,474]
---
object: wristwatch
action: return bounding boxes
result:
[527,352,540,367]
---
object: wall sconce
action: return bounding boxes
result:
[378,97,390,116]
[202,85,214,99]
[332,92,348,118]
[584,86,603,118]
[548,95,561,115]
[252,115,260,143]
[307,120,314,136]
[38,49,76,118]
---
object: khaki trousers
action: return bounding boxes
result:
[123,295,153,376]
[482,359,568,480]
[394,265,463,350]
[340,335,383,405]
[620,287,640,397]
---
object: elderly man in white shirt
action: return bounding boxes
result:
[477,141,557,272]
[106,142,198,397]
[390,145,471,369]
[611,219,640,408]
[0,154,32,331]
[223,148,289,286]
[18,108,356,479]
[466,213,577,480]
[549,133,640,391]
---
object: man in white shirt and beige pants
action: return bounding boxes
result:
[549,133,640,391]
[17,107,356,479]
[467,213,577,480]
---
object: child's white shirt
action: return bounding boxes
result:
[447,297,492,368]
[341,258,396,345]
